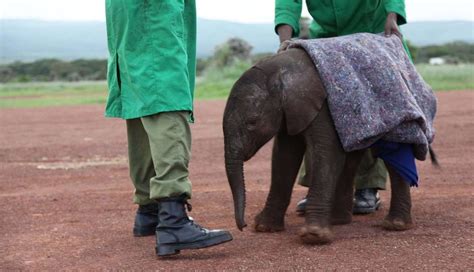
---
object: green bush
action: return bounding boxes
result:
[415,42,474,64]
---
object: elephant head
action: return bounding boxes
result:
[223,48,327,230]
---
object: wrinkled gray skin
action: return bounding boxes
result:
[223,48,413,244]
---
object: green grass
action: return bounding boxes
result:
[0,81,108,97]
[416,64,474,91]
[195,60,252,99]
[0,81,108,108]
[195,79,237,99]
[1,64,472,109]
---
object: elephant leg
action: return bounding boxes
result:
[331,150,364,225]
[299,104,346,244]
[382,165,413,231]
[255,132,305,232]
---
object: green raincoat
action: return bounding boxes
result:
[105,0,196,120]
[275,0,406,38]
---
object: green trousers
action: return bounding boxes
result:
[126,111,192,205]
[298,149,387,190]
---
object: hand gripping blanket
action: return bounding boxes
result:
[288,33,437,161]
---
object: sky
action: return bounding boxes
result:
[0,0,473,23]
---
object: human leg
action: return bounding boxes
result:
[126,118,160,236]
[353,149,387,214]
[141,111,232,256]
[141,112,193,200]
[295,155,310,214]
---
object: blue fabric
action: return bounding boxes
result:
[372,140,418,187]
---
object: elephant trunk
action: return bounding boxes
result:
[224,153,247,231]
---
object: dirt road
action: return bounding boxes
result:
[1,91,473,270]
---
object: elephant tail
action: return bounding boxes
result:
[429,145,440,168]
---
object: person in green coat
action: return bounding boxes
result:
[274,0,409,215]
[105,0,232,257]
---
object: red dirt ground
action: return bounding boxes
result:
[1,91,473,270]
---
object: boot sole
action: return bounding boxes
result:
[156,232,233,257]
[299,202,381,216]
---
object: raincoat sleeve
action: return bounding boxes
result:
[275,0,303,37]
[384,0,407,25]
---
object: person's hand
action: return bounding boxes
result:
[277,24,293,53]
[384,12,402,39]
[278,40,292,53]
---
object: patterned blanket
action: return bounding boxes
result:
[288,33,437,160]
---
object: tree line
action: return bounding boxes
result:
[0,59,107,83]
[0,40,472,83]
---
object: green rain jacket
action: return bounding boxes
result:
[105,0,196,120]
[275,0,407,38]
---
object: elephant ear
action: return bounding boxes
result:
[272,51,327,135]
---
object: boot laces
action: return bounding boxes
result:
[184,200,193,212]
[184,201,207,233]
[189,220,206,232]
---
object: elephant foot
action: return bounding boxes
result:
[382,216,413,231]
[254,210,285,232]
[331,215,352,225]
[331,209,352,225]
[298,224,333,245]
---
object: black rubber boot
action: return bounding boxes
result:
[353,188,381,214]
[133,203,159,237]
[296,198,307,215]
[155,196,233,257]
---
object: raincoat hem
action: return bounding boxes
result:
[105,107,194,121]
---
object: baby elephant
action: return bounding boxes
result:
[223,48,415,244]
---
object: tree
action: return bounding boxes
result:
[212,38,253,67]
